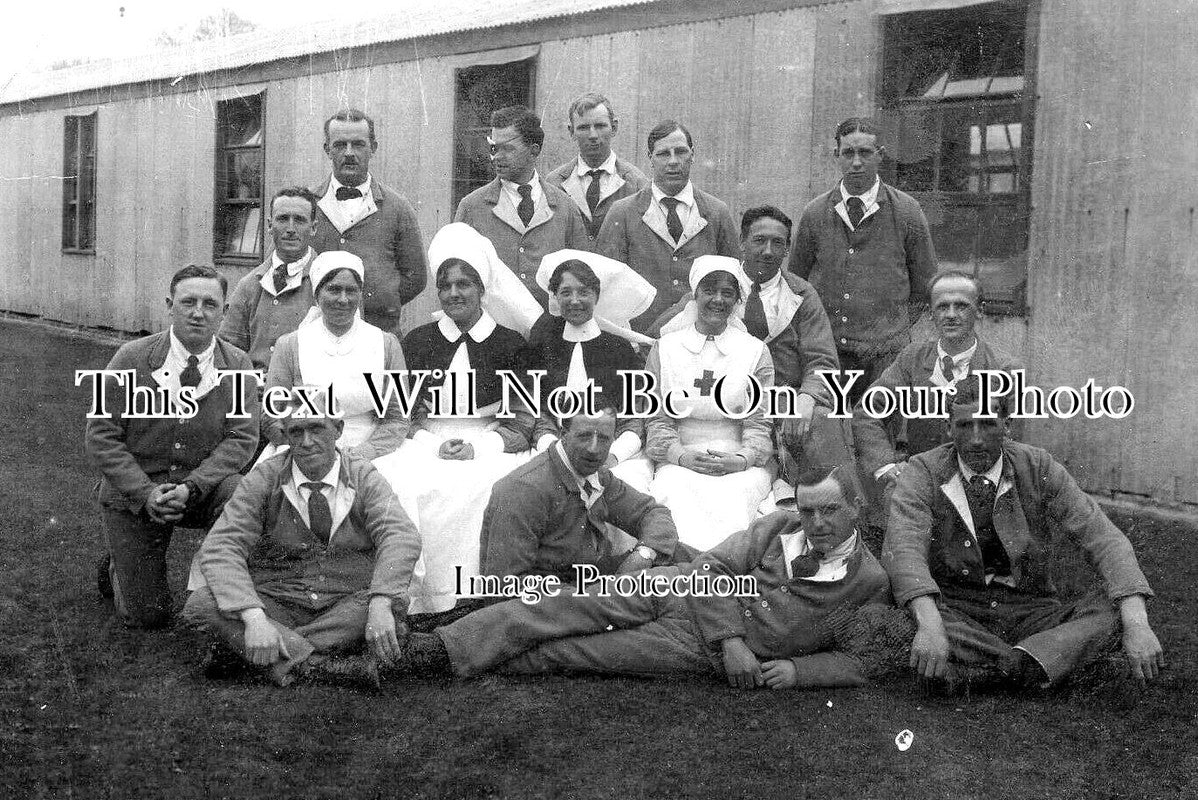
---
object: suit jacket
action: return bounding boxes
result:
[454,176,590,305]
[84,331,259,511]
[788,182,936,356]
[754,271,840,401]
[197,449,421,614]
[479,446,679,580]
[219,254,315,371]
[546,155,650,243]
[310,176,427,334]
[883,440,1154,607]
[688,514,890,669]
[852,337,1024,475]
[597,185,741,332]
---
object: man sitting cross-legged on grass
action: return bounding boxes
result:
[389,466,893,689]
[882,378,1164,690]
[183,400,421,686]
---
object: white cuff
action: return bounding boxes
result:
[608,430,642,464]
[468,430,507,455]
[874,463,898,481]
[536,433,558,452]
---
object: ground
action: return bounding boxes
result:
[1,319,1195,800]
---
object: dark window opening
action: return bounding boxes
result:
[214,93,265,264]
[62,113,97,253]
[452,58,536,210]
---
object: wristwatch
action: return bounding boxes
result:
[633,545,657,561]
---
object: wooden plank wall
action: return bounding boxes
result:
[1028,0,1198,503]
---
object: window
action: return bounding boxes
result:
[881,3,1034,313]
[452,58,536,209]
[62,113,97,252]
[214,93,265,264]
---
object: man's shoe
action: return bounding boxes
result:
[96,554,113,599]
[385,632,451,678]
[202,644,247,680]
[304,654,381,691]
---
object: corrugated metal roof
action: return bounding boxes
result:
[0,0,657,106]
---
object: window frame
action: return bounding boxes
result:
[879,1,1039,316]
[62,112,98,254]
[451,57,537,210]
[213,91,266,266]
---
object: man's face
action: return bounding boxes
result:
[489,125,539,184]
[931,276,980,345]
[794,476,859,555]
[561,412,617,477]
[950,400,1008,474]
[324,119,376,187]
[741,217,791,284]
[268,195,317,263]
[284,416,343,480]
[836,130,882,196]
[649,129,693,196]
[569,104,617,166]
[166,277,226,353]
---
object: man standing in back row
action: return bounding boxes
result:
[311,108,427,334]
[789,117,937,405]
[546,92,650,246]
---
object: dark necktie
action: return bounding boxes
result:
[180,355,201,388]
[517,184,534,227]
[790,551,824,578]
[584,169,604,215]
[303,482,333,545]
[335,186,362,201]
[941,354,957,383]
[743,282,769,341]
[272,263,289,294]
[964,474,1010,576]
[846,196,865,229]
[661,197,683,243]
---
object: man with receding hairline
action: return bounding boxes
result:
[789,117,937,405]
[311,108,426,334]
[547,92,649,244]
[597,119,740,334]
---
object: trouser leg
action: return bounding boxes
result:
[102,505,173,628]
[500,610,713,678]
[437,573,677,678]
[939,604,1024,676]
[1007,590,1120,685]
[181,586,316,679]
[291,590,372,654]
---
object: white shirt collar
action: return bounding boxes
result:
[500,171,541,193]
[574,151,618,177]
[680,324,735,356]
[562,317,602,343]
[555,440,605,496]
[957,453,1004,485]
[167,327,216,366]
[652,181,695,208]
[750,268,784,293]
[329,173,372,198]
[437,310,497,344]
[271,246,314,276]
[839,175,881,206]
[291,453,341,489]
[937,337,978,365]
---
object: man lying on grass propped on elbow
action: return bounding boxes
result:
[384,465,902,690]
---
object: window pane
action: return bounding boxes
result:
[224,150,263,200]
[215,94,264,261]
[223,100,263,147]
[218,206,262,257]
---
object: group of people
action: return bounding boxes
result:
[82,94,1164,693]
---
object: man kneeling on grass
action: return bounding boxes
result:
[387,466,894,689]
[183,402,421,686]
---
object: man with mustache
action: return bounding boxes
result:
[789,117,937,406]
[853,270,1023,505]
[597,120,741,334]
[546,92,649,245]
[454,105,590,306]
[220,186,320,372]
[883,380,1164,689]
[311,108,426,334]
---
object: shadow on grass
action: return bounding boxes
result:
[1,320,1196,800]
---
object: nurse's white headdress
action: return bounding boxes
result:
[658,255,750,335]
[299,251,366,328]
[536,249,657,346]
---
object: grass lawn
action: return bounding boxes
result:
[1,319,1196,799]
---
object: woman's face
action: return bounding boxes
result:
[695,272,740,330]
[555,271,598,327]
[316,269,361,335]
[438,264,484,328]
